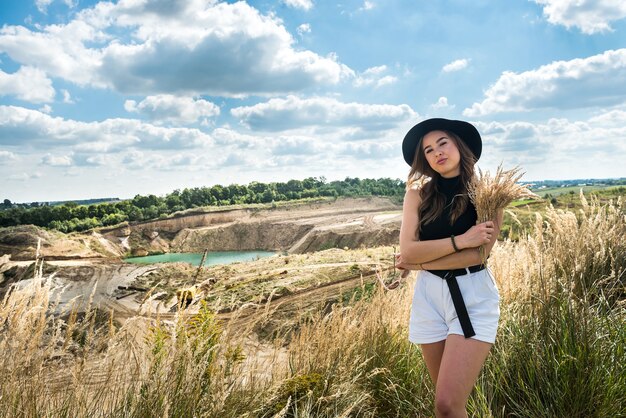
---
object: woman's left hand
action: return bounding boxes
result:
[395,253,420,277]
[377,254,412,290]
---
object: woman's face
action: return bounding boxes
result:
[421,130,461,178]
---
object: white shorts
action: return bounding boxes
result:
[408,267,500,344]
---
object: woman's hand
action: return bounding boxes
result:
[395,253,420,277]
[377,253,414,290]
[457,221,495,249]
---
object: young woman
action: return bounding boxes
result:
[395,118,503,418]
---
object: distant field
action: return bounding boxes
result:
[502,185,625,241]
[532,184,619,197]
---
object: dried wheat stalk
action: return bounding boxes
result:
[468,164,539,223]
[468,164,540,263]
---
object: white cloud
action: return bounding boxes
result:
[63,168,82,177]
[211,128,265,148]
[283,0,314,11]
[100,1,353,95]
[0,1,352,97]
[431,96,455,110]
[37,0,78,13]
[533,0,626,34]
[464,49,626,116]
[376,75,397,87]
[0,150,17,163]
[120,151,204,171]
[231,95,416,132]
[61,89,74,104]
[354,65,398,88]
[361,65,386,76]
[442,58,470,73]
[36,0,54,14]
[0,20,107,87]
[219,151,257,168]
[8,172,41,181]
[360,1,375,11]
[268,135,325,156]
[124,95,220,124]
[214,132,388,167]
[41,153,73,166]
[39,104,53,114]
[338,141,396,160]
[0,105,213,152]
[473,114,626,169]
[0,66,55,103]
[121,150,150,170]
[297,23,311,37]
[72,153,110,167]
[588,109,626,125]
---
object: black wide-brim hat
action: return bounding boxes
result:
[402,118,482,166]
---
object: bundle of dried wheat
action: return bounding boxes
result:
[468,164,539,264]
[468,164,539,224]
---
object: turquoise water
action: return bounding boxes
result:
[124,250,276,266]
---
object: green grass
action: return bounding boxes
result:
[500,186,625,241]
[508,198,542,208]
[532,183,626,199]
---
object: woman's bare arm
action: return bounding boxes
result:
[399,187,458,264]
[399,187,498,264]
[399,208,504,270]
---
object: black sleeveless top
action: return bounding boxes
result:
[419,175,477,241]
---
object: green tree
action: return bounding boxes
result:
[261,189,276,203]
[132,194,159,209]
[165,194,183,210]
[210,185,228,203]
[128,206,144,222]
[143,206,159,220]
[248,181,267,195]
[102,212,127,226]
[74,205,89,220]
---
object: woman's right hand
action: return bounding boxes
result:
[457,221,495,249]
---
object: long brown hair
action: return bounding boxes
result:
[406,130,477,235]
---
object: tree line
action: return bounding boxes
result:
[0,177,405,233]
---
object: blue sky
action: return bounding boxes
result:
[1,0,626,202]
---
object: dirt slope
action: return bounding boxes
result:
[103,196,402,255]
[0,197,402,260]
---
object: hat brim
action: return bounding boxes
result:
[402,118,482,166]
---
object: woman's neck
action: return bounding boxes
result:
[437,173,461,190]
[440,167,461,179]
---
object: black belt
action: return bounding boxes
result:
[427,264,486,339]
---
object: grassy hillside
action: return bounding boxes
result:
[501,186,625,241]
[0,192,623,417]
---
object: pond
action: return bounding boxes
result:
[124,250,276,266]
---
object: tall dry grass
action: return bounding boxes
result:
[0,254,281,417]
[485,191,626,417]
[490,191,625,305]
[0,191,624,417]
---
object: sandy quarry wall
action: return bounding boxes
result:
[102,208,252,236]
[170,221,314,252]
[0,197,402,259]
[102,197,402,255]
